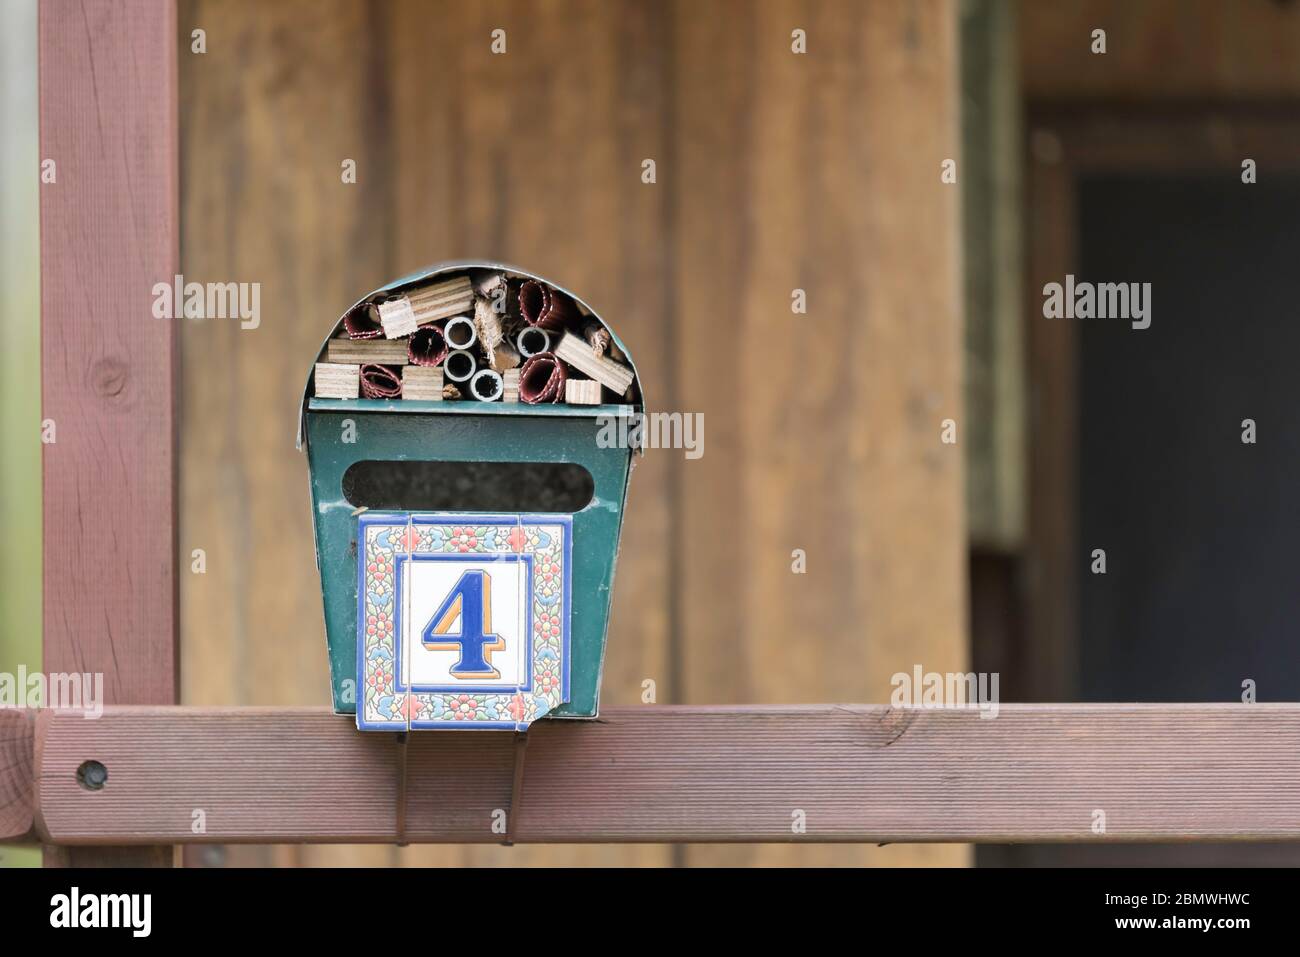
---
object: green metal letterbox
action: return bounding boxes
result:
[297,262,641,724]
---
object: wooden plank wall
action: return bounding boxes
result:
[1020,0,1300,100]
[179,0,966,867]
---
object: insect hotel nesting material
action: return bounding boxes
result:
[297,262,643,731]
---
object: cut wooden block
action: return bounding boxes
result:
[326,338,409,365]
[554,331,634,395]
[409,277,475,326]
[409,276,471,305]
[565,379,602,405]
[401,366,443,401]
[502,368,521,404]
[378,297,417,338]
[413,299,474,326]
[314,362,360,399]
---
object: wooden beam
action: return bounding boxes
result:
[21,704,1300,845]
[1019,0,1300,100]
[39,0,179,866]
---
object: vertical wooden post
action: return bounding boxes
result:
[40,0,178,867]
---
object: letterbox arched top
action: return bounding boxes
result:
[296,260,645,449]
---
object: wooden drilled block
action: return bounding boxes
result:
[401,365,443,400]
[327,338,409,365]
[409,277,474,325]
[314,362,360,399]
[565,379,602,405]
[554,331,635,395]
[377,297,418,338]
[502,368,521,403]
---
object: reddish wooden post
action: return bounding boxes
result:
[39,0,178,866]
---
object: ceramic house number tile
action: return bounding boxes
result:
[357,512,572,731]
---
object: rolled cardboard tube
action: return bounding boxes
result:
[444,349,477,383]
[360,363,402,399]
[343,302,383,339]
[408,324,448,366]
[443,315,478,351]
[516,326,550,358]
[470,368,505,402]
[519,352,567,404]
[518,279,577,330]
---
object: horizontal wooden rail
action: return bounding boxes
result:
[3,704,1299,845]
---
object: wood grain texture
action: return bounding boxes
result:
[177,0,966,866]
[1020,0,1300,100]
[179,0,397,867]
[673,0,967,865]
[383,0,673,867]
[40,0,179,867]
[31,704,1300,844]
[0,710,34,840]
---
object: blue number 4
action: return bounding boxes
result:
[422,570,506,678]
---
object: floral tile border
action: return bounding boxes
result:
[357,511,572,731]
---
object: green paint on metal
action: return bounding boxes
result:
[306,407,633,718]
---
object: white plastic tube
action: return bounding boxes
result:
[443,315,478,351]
[444,349,477,383]
[470,368,505,402]
[516,326,550,358]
